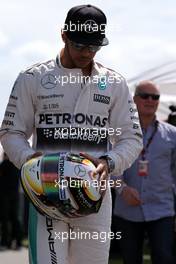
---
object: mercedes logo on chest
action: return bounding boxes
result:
[41,74,57,89]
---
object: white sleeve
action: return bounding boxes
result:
[0,72,36,168]
[106,77,143,176]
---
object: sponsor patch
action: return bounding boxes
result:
[5,111,15,118]
[38,113,108,127]
[93,94,110,105]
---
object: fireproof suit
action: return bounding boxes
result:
[0,54,143,264]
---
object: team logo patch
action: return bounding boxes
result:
[98,76,107,90]
[41,74,58,89]
[93,94,110,105]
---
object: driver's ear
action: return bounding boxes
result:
[61,30,66,43]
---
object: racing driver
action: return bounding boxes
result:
[0,4,143,264]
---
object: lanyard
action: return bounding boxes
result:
[141,120,158,160]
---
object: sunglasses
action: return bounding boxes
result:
[135,92,160,101]
[70,40,101,52]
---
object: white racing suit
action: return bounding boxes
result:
[0,54,143,264]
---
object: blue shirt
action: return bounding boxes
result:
[114,120,176,221]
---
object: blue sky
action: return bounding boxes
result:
[0,0,176,122]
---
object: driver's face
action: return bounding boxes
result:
[63,35,97,69]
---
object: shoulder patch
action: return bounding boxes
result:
[23,59,54,76]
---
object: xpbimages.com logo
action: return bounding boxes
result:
[55,229,122,243]
[63,20,106,34]
[54,178,122,191]
[61,22,122,34]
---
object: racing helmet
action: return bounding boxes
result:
[21,152,103,221]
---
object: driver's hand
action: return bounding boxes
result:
[80,152,109,193]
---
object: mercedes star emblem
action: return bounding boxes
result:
[74,165,86,177]
[41,74,57,89]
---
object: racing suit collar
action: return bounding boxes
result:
[56,53,99,77]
